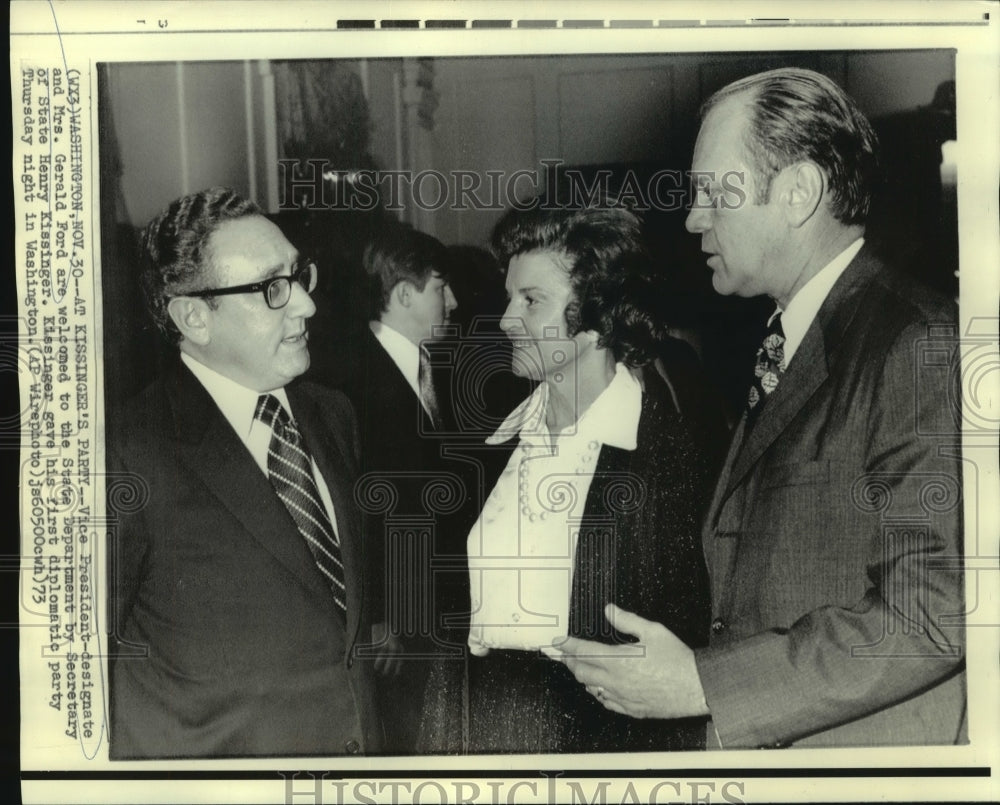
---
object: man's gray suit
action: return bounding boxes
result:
[696,248,965,747]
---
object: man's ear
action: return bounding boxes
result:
[393,281,413,308]
[779,161,824,228]
[167,296,212,346]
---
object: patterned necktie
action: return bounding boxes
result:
[746,313,786,427]
[418,345,442,429]
[254,394,347,615]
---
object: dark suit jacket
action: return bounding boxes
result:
[340,328,481,753]
[346,329,444,486]
[108,360,380,758]
[696,247,966,748]
[342,329,473,636]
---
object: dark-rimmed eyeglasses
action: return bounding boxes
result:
[181,259,318,310]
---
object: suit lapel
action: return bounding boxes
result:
[367,330,437,433]
[165,362,334,605]
[721,247,879,501]
[704,414,747,534]
[288,384,364,642]
[725,318,830,495]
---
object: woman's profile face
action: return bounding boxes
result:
[500,250,590,381]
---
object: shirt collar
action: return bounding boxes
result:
[370,320,421,391]
[180,351,291,438]
[487,363,641,451]
[777,237,864,367]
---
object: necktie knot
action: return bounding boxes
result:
[255,394,298,443]
[254,393,284,427]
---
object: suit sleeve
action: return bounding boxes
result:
[695,318,965,747]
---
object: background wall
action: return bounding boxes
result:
[105,50,955,241]
[101,50,957,417]
[107,61,266,225]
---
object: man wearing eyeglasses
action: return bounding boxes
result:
[108,187,381,758]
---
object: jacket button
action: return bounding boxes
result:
[345,740,361,754]
[710,617,728,635]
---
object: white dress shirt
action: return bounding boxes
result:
[467,363,642,655]
[181,352,339,536]
[775,237,864,367]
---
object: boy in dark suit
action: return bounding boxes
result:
[343,226,464,753]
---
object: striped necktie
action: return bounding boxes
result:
[254,394,347,615]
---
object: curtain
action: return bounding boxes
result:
[272,60,375,171]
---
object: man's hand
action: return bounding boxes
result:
[371,621,404,677]
[545,604,710,719]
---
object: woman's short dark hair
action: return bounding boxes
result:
[703,67,879,226]
[140,186,260,343]
[363,225,451,320]
[490,202,664,368]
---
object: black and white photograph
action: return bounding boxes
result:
[11,2,1000,803]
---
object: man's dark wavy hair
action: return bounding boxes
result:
[490,201,665,368]
[702,67,879,226]
[363,224,451,320]
[140,186,260,344]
